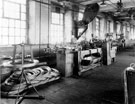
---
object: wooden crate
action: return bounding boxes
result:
[56,48,74,77]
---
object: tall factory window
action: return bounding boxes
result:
[131,26,134,39]
[50,12,63,44]
[0,0,27,45]
[116,23,121,34]
[78,12,83,21]
[107,20,111,33]
[134,26,135,39]
[110,21,113,33]
[95,17,100,38]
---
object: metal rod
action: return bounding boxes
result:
[48,0,50,47]
[21,44,24,65]
[32,0,85,8]
[39,0,42,58]
[30,45,34,62]
[12,45,16,65]
[32,0,84,13]
[2,95,44,99]
[31,0,51,5]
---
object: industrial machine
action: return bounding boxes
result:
[124,63,135,104]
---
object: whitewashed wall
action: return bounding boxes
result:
[29,0,50,44]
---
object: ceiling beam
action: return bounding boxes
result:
[75,0,96,3]
[80,0,101,5]
[100,2,135,12]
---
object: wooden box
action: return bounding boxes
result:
[56,48,74,77]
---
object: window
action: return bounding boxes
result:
[78,12,83,21]
[0,0,27,45]
[50,12,63,44]
[134,26,135,39]
[116,23,121,34]
[131,26,134,39]
[123,25,126,37]
[110,21,113,33]
[95,17,100,38]
[107,20,111,33]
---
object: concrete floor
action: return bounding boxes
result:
[1,48,135,104]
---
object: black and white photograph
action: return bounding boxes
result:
[0,0,135,104]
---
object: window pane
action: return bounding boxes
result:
[59,26,63,31]
[8,0,26,4]
[2,37,8,45]
[9,28,15,36]
[2,28,8,36]
[0,36,2,44]
[13,12,20,19]
[0,18,2,27]
[15,37,20,44]
[21,13,26,20]
[0,27,2,36]
[21,21,26,28]
[20,37,25,43]
[21,5,26,13]
[15,28,20,36]
[52,13,60,24]
[15,20,21,28]
[0,9,2,17]
[78,13,83,21]
[55,13,59,18]
[20,0,26,4]
[52,18,59,24]
[4,1,20,12]
[60,14,63,18]
[4,1,20,19]
[0,0,27,45]
[7,0,16,2]
[2,18,8,27]
[0,0,2,9]
[60,14,63,25]
[7,0,18,3]
[51,12,64,43]
[9,37,14,44]
[21,29,26,37]
[9,19,15,27]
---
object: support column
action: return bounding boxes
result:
[28,0,51,44]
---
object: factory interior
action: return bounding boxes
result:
[0,0,135,104]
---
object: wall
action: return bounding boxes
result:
[29,0,50,44]
[64,10,72,43]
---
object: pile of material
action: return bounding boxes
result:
[0,55,60,96]
[1,65,60,95]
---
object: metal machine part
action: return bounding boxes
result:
[75,3,99,39]
[124,63,135,104]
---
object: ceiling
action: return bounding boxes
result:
[57,0,135,23]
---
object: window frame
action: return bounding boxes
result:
[0,0,27,46]
[95,17,100,38]
[50,9,64,44]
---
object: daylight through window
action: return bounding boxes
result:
[0,0,27,45]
